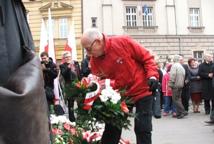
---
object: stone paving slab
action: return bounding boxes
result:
[122,111,214,144]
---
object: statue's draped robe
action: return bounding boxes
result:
[0,0,49,143]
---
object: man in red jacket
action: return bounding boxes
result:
[81,28,159,144]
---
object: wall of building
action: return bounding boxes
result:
[23,0,82,60]
[82,0,214,62]
[133,35,214,62]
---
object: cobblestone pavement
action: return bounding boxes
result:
[122,108,214,144]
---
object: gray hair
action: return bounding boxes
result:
[173,55,181,62]
[82,28,103,43]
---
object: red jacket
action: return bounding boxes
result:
[162,73,172,96]
[90,35,158,102]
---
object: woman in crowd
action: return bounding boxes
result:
[188,58,202,113]
[162,64,176,117]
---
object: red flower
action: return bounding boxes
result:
[52,128,63,135]
[81,77,90,88]
[76,82,81,88]
[120,101,129,113]
[69,127,76,135]
[83,131,90,141]
[63,123,70,131]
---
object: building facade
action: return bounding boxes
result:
[83,0,214,62]
[23,0,82,60]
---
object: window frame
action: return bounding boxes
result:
[189,8,201,27]
[125,6,137,27]
[142,6,153,27]
[59,17,68,39]
[193,50,204,63]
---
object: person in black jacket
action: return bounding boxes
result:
[180,55,191,112]
[81,54,91,78]
[40,52,58,107]
[60,51,81,122]
[198,53,214,115]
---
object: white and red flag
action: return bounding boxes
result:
[63,20,77,61]
[39,19,48,56]
[47,8,60,104]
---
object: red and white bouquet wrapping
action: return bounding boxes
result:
[72,74,134,131]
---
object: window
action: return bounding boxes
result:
[193,51,203,63]
[91,17,97,27]
[59,18,68,38]
[125,6,137,27]
[189,8,200,27]
[142,6,153,27]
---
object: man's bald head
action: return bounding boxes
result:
[81,28,105,57]
[81,28,103,45]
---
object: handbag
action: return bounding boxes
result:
[0,1,49,144]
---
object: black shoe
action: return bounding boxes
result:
[183,111,188,116]
[177,114,185,119]
[154,115,162,119]
[205,120,214,124]
[205,111,210,115]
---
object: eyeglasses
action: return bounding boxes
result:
[85,40,97,53]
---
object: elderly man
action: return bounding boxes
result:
[198,54,214,115]
[59,51,81,122]
[169,55,187,119]
[81,28,159,144]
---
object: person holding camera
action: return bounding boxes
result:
[40,52,58,109]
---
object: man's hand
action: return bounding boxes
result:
[41,64,46,70]
[148,78,159,92]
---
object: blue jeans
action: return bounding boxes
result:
[164,96,176,113]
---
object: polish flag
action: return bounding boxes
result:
[47,8,56,62]
[39,19,48,56]
[47,8,60,103]
[64,21,77,61]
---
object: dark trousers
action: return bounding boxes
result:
[181,85,190,112]
[210,109,214,121]
[101,96,153,144]
[68,97,76,122]
[172,88,186,115]
[204,100,214,113]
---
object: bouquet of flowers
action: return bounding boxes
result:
[50,115,102,144]
[68,75,134,131]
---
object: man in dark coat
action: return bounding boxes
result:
[40,51,58,108]
[179,55,191,112]
[81,54,91,77]
[198,54,214,115]
[0,0,49,144]
[60,51,81,122]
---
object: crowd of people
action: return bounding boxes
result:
[156,54,214,123]
[40,28,214,144]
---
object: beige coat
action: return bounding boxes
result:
[169,63,185,88]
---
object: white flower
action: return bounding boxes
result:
[99,93,109,102]
[101,89,112,97]
[105,79,111,88]
[100,83,121,103]
[110,92,121,104]
[50,114,76,126]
